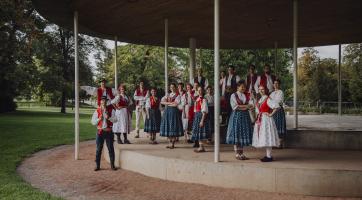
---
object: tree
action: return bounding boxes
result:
[344,44,362,103]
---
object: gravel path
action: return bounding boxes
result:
[17,141,359,200]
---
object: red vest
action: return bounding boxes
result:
[257,97,272,113]
[96,106,113,130]
[195,97,204,112]
[150,96,160,109]
[97,87,114,106]
[135,88,148,105]
[259,73,276,94]
[117,95,129,107]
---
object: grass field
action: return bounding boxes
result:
[0,107,102,199]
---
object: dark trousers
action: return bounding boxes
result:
[95,131,115,167]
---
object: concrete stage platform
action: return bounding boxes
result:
[104,135,362,198]
[104,115,362,197]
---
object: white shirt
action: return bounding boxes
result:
[145,96,162,110]
[91,109,117,128]
[255,95,280,114]
[254,74,274,94]
[204,94,214,107]
[194,97,208,113]
[245,73,257,93]
[222,74,241,96]
[133,89,150,107]
[269,90,284,105]
[161,92,181,105]
[230,91,254,110]
[111,94,133,106]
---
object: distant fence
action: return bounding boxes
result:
[285,101,362,114]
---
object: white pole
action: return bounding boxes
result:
[189,38,196,83]
[274,41,278,76]
[199,48,202,68]
[214,0,220,163]
[338,44,342,116]
[114,36,118,90]
[293,0,298,129]
[164,18,169,93]
[74,11,80,160]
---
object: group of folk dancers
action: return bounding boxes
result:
[87,64,286,171]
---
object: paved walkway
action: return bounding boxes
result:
[18,141,360,200]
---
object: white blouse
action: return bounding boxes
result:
[194,97,208,113]
[204,94,214,107]
[91,109,117,127]
[230,91,254,110]
[111,94,133,106]
[145,96,162,110]
[222,74,241,96]
[269,90,284,105]
[255,95,280,114]
[161,92,181,105]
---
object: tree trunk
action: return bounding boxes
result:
[61,89,66,113]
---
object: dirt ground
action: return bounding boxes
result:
[17,141,360,200]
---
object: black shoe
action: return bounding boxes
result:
[124,139,131,144]
[187,139,193,144]
[193,143,200,148]
[117,138,123,144]
[111,165,117,171]
[260,156,273,162]
[94,166,100,171]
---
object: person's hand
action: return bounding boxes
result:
[104,113,109,119]
[199,121,204,128]
[268,113,273,117]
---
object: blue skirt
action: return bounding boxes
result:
[160,106,184,137]
[273,107,287,138]
[144,108,161,133]
[226,110,253,146]
[191,112,211,141]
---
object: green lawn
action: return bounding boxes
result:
[0,107,96,199]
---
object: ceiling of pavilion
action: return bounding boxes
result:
[32,0,362,49]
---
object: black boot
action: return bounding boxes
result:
[193,140,200,148]
[123,133,131,144]
[116,133,123,144]
[94,163,100,171]
[111,163,117,171]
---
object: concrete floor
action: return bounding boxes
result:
[286,114,362,131]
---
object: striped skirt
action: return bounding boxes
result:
[160,106,184,137]
[191,112,211,141]
[144,108,161,133]
[273,107,287,138]
[226,110,253,146]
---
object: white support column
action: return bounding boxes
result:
[293,0,298,129]
[74,11,80,160]
[274,41,278,76]
[189,38,196,83]
[164,18,169,93]
[114,36,118,90]
[338,44,342,116]
[214,0,220,163]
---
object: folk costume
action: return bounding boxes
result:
[252,95,280,161]
[144,95,162,144]
[269,89,287,138]
[111,94,133,144]
[191,96,210,141]
[133,87,149,137]
[160,92,184,138]
[91,105,117,170]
